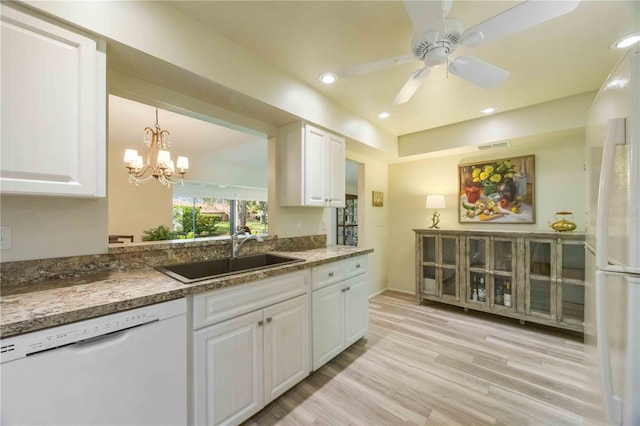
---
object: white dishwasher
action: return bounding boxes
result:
[0,298,187,426]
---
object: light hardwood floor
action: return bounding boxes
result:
[244,291,600,426]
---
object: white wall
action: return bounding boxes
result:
[387,131,586,294]
[398,93,595,157]
[0,196,108,261]
[347,152,389,297]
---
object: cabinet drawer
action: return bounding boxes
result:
[312,261,344,291]
[343,255,368,279]
[193,270,309,330]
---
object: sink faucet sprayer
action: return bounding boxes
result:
[231,231,264,258]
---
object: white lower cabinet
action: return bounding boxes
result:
[312,255,368,371]
[344,273,369,347]
[194,310,264,426]
[192,271,310,426]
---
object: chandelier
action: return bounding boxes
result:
[123,107,189,187]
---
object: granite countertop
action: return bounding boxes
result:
[0,246,372,338]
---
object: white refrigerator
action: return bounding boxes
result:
[584,45,640,426]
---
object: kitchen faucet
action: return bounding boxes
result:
[231,231,264,258]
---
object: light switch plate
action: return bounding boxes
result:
[1,226,12,250]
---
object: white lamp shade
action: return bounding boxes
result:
[176,156,189,170]
[426,195,446,209]
[124,149,139,163]
[166,160,175,172]
[157,150,171,164]
[133,155,143,169]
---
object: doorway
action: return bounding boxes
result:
[334,160,359,246]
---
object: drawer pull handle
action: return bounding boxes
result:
[341,288,346,292]
[267,317,272,323]
[356,264,361,268]
[328,272,334,277]
[346,286,351,291]
[258,320,264,326]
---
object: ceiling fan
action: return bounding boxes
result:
[338,0,580,105]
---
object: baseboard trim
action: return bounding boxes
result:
[386,287,415,296]
[368,288,387,299]
[369,287,415,299]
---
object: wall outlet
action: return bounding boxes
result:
[1,226,12,250]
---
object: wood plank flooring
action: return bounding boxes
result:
[244,291,600,426]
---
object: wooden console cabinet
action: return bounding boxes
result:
[415,230,585,332]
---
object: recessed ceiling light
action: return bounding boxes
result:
[378,111,390,119]
[482,106,497,114]
[612,32,640,49]
[319,73,337,84]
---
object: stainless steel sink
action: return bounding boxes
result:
[156,253,305,284]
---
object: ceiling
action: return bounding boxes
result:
[165,0,638,137]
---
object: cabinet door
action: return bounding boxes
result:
[312,282,345,370]
[439,236,459,300]
[344,274,369,347]
[557,240,585,325]
[525,238,556,319]
[0,5,105,197]
[326,132,345,208]
[193,310,264,426]
[466,236,489,306]
[419,235,438,298]
[303,125,327,206]
[263,295,310,404]
[490,237,516,312]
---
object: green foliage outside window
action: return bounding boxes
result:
[141,225,176,242]
[175,206,221,237]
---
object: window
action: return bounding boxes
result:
[172,196,267,239]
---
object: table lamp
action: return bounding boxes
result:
[426,195,446,229]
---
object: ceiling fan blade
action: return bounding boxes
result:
[338,55,414,77]
[461,0,580,47]
[392,66,430,105]
[448,55,509,89]
[403,0,445,37]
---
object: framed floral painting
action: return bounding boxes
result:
[458,155,535,224]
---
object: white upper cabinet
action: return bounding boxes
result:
[278,122,345,207]
[0,4,106,197]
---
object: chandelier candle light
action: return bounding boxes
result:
[426,195,446,229]
[124,107,189,187]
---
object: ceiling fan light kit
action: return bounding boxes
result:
[337,0,582,105]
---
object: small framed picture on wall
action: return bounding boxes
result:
[372,191,384,207]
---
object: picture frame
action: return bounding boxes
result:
[458,155,535,224]
[372,191,384,207]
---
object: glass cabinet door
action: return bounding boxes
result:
[526,239,555,319]
[422,265,437,296]
[420,236,438,297]
[491,238,516,311]
[418,234,459,300]
[466,237,488,306]
[558,240,585,324]
[439,236,459,299]
[441,266,457,298]
[422,235,437,264]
